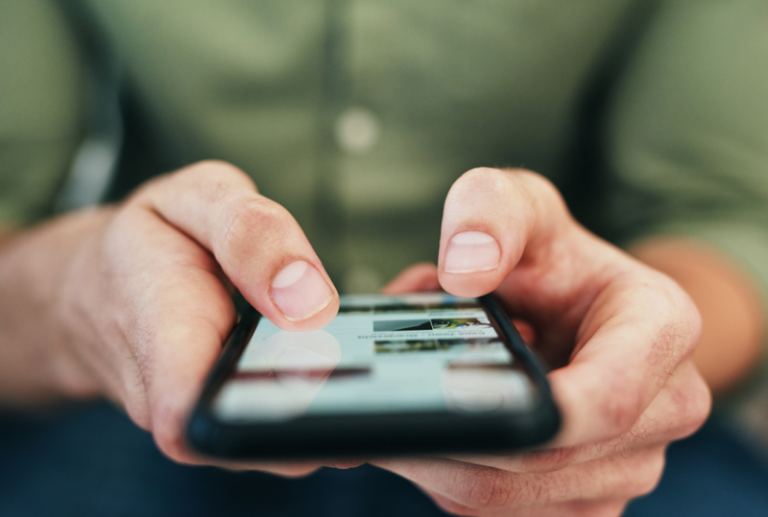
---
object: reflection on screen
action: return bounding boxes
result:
[214,294,534,422]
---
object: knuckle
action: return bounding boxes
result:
[653,274,702,356]
[514,168,555,194]
[217,198,292,259]
[652,321,690,378]
[643,306,703,405]
[449,167,510,200]
[123,175,165,206]
[127,161,257,208]
[514,170,568,212]
[181,161,256,200]
[628,274,704,394]
[600,370,646,437]
[170,161,257,204]
[680,294,703,350]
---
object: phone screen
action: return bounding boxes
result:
[213,293,537,423]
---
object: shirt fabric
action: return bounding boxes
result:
[3,0,767,298]
[2,402,768,517]
[3,0,768,442]
[4,0,768,513]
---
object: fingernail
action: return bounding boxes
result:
[443,231,501,273]
[271,261,334,321]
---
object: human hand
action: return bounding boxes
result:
[53,161,340,475]
[378,168,711,516]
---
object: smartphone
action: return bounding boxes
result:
[187,293,560,459]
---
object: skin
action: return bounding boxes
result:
[0,162,759,514]
[631,239,765,396]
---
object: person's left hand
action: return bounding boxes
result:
[375,167,711,516]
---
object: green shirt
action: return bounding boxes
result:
[3,0,768,304]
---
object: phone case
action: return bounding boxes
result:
[186,295,560,459]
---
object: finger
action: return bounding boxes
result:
[438,168,572,298]
[448,359,709,473]
[93,163,339,476]
[547,267,703,447]
[133,160,338,331]
[101,204,237,447]
[116,212,328,477]
[375,446,664,511]
[438,168,703,447]
[381,262,440,294]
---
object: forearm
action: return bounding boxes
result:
[0,209,112,405]
[631,238,766,396]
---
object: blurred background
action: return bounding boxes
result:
[1,0,768,515]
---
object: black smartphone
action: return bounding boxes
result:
[187,293,560,459]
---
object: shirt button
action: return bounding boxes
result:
[334,107,380,155]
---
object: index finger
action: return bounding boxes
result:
[132,160,339,331]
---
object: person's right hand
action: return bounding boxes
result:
[375,167,711,516]
[47,161,340,474]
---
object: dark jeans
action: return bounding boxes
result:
[1,403,767,516]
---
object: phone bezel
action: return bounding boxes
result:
[186,294,560,459]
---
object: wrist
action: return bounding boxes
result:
[51,208,119,401]
[0,209,114,405]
